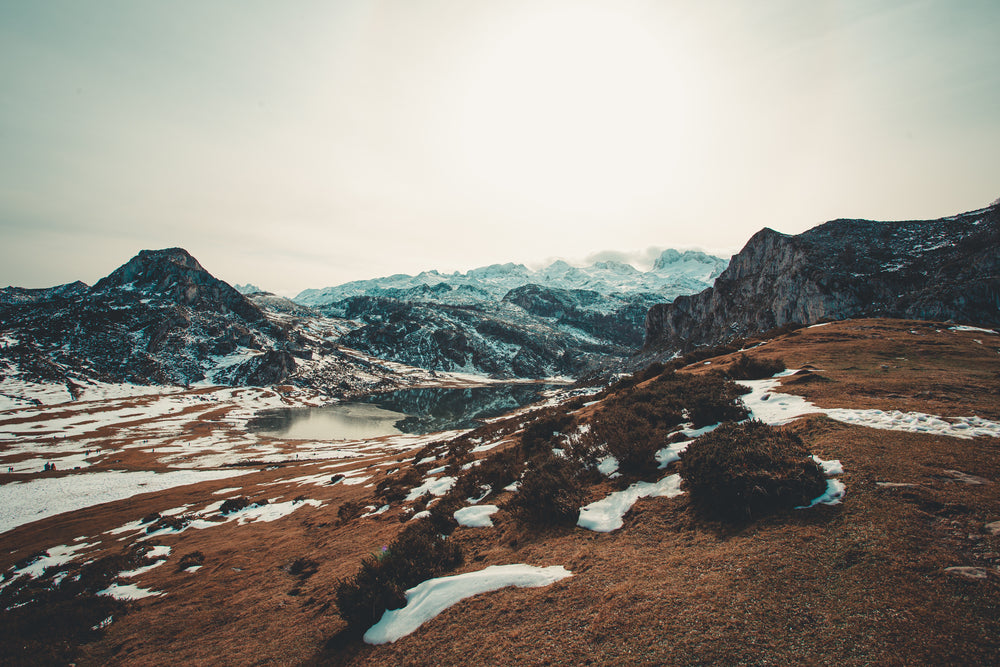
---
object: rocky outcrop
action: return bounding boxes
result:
[645,202,1000,353]
[335,293,637,379]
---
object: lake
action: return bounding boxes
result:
[246,383,562,440]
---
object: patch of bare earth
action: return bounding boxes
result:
[3,319,999,665]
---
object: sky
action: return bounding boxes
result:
[1,0,998,296]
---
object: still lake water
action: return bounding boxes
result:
[247,383,561,440]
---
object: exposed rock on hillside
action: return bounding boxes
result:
[645,202,1000,353]
[307,250,727,378]
[0,249,422,395]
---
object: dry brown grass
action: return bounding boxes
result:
[2,318,999,665]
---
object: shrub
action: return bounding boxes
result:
[335,522,463,632]
[726,354,786,380]
[587,411,663,476]
[503,455,585,527]
[519,412,574,459]
[678,420,827,522]
[451,448,522,501]
[672,374,749,427]
[375,467,423,504]
[337,500,366,524]
[579,372,749,478]
[220,497,250,515]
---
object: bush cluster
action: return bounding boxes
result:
[580,371,749,477]
[678,420,827,522]
[726,354,786,380]
[502,454,586,527]
[335,522,463,632]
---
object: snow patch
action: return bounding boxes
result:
[454,505,499,528]
[577,474,684,533]
[364,564,573,644]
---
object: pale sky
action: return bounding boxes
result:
[2,0,998,295]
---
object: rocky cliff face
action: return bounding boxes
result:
[644,202,1000,353]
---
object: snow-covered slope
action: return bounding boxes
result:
[294,250,727,307]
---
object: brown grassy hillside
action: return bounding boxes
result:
[2,319,998,666]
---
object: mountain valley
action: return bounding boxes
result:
[1,200,999,666]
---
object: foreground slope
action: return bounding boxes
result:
[645,200,1000,354]
[2,319,999,665]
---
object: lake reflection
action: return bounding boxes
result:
[247,383,560,440]
[247,403,408,440]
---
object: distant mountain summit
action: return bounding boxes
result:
[294,249,728,307]
[292,249,729,378]
[644,201,1000,354]
[93,248,264,323]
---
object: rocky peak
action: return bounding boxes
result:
[94,248,262,322]
[644,201,1000,354]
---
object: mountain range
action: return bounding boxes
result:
[295,250,727,307]
[2,199,997,397]
[0,248,728,398]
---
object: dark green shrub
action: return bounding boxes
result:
[519,412,574,458]
[335,522,463,632]
[375,467,423,504]
[220,497,250,514]
[503,455,585,527]
[588,411,663,476]
[678,420,827,522]
[579,372,749,478]
[673,374,749,427]
[337,500,366,523]
[726,354,786,380]
[451,448,522,501]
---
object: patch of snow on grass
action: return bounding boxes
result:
[655,441,692,469]
[405,476,457,502]
[364,564,573,644]
[824,409,1000,439]
[812,455,843,475]
[577,474,684,533]
[744,373,1000,439]
[949,325,997,334]
[98,582,162,600]
[739,378,824,425]
[454,505,499,528]
[230,499,322,525]
[596,455,619,476]
[798,479,846,508]
[3,542,97,583]
[0,469,251,535]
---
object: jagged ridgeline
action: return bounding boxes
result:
[294,251,728,378]
[0,247,729,390]
[645,201,1000,355]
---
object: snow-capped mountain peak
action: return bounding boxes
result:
[293,250,729,308]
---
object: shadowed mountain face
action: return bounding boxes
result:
[0,248,298,387]
[644,202,1000,354]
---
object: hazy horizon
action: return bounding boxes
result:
[3,1,998,294]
